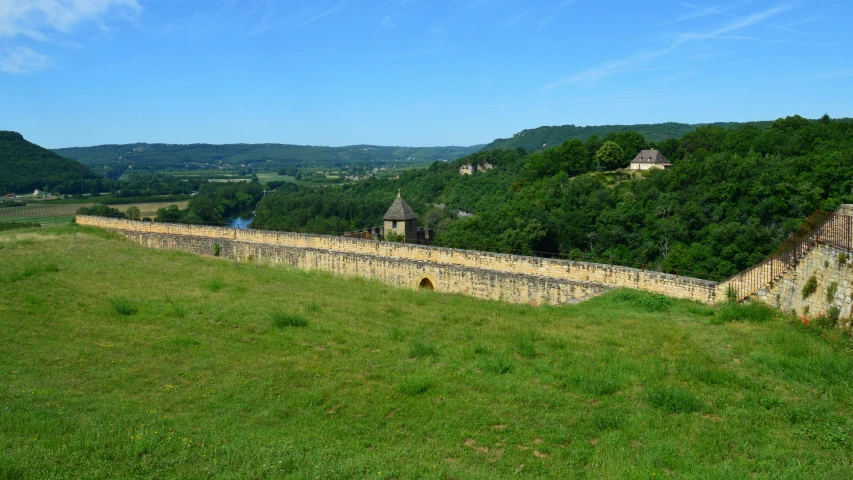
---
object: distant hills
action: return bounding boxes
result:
[0,131,100,194]
[480,121,774,152]
[53,143,485,173]
[49,120,787,174]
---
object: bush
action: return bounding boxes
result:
[384,231,407,243]
[802,275,818,299]
[725,284,738,303]
[271,312,308,328]
[613,289,673,312]
[839,252,849,267]
[821,306,841,328]
[77,204,125,218]
[647,387,701,413]
[826,282,838,302]
[712,302,776,324]
[110,297,138,316]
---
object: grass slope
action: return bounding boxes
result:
[1,227,852,479]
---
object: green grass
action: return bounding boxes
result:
[2,227,853,478]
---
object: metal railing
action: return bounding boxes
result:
[726,210,853,301]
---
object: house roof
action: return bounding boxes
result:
[383,190,418,221]
[631,149,671,165]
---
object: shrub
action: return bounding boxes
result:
[725,284,738,303]
[647,387,701,413]
[819,306,841,329]
[839,252,849,267]
[802,275,818,299]
[110,297,138,316]
[384,231,406,243]
[271,312,308,328]
[408,340,438,358]
[712,302,776,324]
[826,282,838,302]
[77,204,125,218]
[613,289,673,312]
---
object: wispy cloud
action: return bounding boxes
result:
[297,2,345,29]
[667,2,747,24]
[0,0,140,39]
[0,0,139,74]
[0,45,53,74]
[547,3,796,88]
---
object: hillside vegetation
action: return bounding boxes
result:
[1,227,852,478]
[0,131,100,194]
[480,121,773,153]
[53,143,484,173]
[253,115,853,280]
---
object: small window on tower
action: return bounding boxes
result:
[393,221,398,228]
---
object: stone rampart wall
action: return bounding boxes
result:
[752,243,852,324]
[121,230,610,305]
[76,216,720,304]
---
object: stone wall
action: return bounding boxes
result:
[752,243,852,324]
[76,216,720,304]
[120,230,610,305]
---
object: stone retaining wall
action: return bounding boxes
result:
[121,230,610,305]
[76,216,720,304]
[752,243,853,325]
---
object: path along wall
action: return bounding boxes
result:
[76,216,719,304]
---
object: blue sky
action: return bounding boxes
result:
[1,0,851,148]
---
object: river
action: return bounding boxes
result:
[226,213,254,229]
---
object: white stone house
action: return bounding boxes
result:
[630,150,672,171]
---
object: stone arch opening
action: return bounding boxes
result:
[419,277,435,290]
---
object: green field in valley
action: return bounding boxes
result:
[0,204,89,225]
[1,226,852,478]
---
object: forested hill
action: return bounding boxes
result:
[252,115,853,280]
[53,143,484,172]
[482,121,773,153]
[0,131,100,194]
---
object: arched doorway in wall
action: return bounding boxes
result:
[419,277,435,290]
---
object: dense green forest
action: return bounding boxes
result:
[0,131,101,194]
[252,115,853,280]
[481,121,774,153]
[53,142,484,176]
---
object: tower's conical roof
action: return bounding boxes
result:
[383,190,418,221]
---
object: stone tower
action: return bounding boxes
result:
[383,190,418,243]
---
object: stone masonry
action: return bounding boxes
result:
[76,215,719,305]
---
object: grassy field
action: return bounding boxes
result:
[0,204,90,225]
[1,226,852,478]
[0,201,189,224]
[113,201,189,218]
[255,172,298,185]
